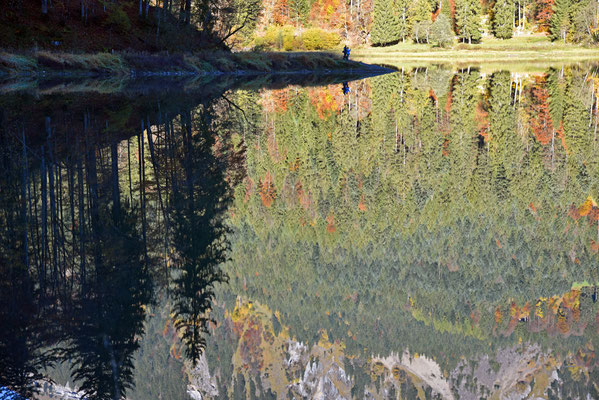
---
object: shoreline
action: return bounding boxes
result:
[0,50,392,78]
[352,37,599,68]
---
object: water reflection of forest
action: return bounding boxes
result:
[215,66,599,398]
[2,65,599,399]
[0,89,243,398]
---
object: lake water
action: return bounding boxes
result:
[2,65,599,400]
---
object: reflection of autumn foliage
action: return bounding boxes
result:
[259,171,277,207]
[326,214,335,233]
[492,289,594,338]
[528,77,554,145]
[475,102,489,141]
[309,87,340,119]
[569,196,599,252]
[244,177,255,203]
[239,318,265,371]
[358,194,367,211]
[261,89,291,113]
[296,181,312,210]
[162,318,184,360]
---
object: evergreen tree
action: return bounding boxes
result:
[371,0,400,45]
[550,0,571,41]
[492,0,515,38]
[487,71,517,193]
[432,14,455,46]
[455,0,482,43]
[440,0,454,20]
[395,0,413,42]
[289,0,310,27]
[410,0,434,42]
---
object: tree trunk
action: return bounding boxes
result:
[185,0,191,24]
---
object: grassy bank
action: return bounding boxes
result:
[353,36,599,70]
[0,50,381,77]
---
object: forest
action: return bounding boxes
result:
[0,83,250,398]
[2,0,599,55]
[199,65,599,397]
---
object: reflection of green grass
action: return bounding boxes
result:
[353,36,599,71]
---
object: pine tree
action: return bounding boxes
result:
[395,0,413,42]
[371,0,400,45]
[488,71,517,189]
[549,0,571,41]
[492,0,515,38]
[410,0,434,23]
[440,0,454,20]
[289,0,310,27]
[455,0,482,43]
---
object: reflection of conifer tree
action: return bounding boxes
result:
[488,71,517,198]
[0,132,59,397]
[170,104,230,366]
[67,143,152,400]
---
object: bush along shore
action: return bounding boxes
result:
[0,50,389,77]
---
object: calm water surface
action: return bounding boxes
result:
[2,65,599,399]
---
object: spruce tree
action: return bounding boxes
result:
[395,0,413,42]
[549,0,571,41]
[492,0,515,38]
[440,0,453,20]
[371,0,400,45]
[455,0,482,43]
[289,0,310,27]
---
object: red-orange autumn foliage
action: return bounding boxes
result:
[296,181,312,210]
[261,89,291,113]
[326,214,335,233]
[535,0,554,32]
[569,196,598,224]
[273,0,290,25]
[244,177,255,203]
[529,202,538,214]
[358,194,367,211]
[309,87,340,119]
[475,103,490,142]
[529,78,554,145]
[259,171,277,207]
[556,121,568,152]
[310,0,344,27]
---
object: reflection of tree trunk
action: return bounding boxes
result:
[139,121,148,265]
[103,334,121,400]
[21,129,29,271]
[146,118,170,284]
[41,147,48,290]
[111,142,121,219]
[87,143,100,275]
[77,157,86,287]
